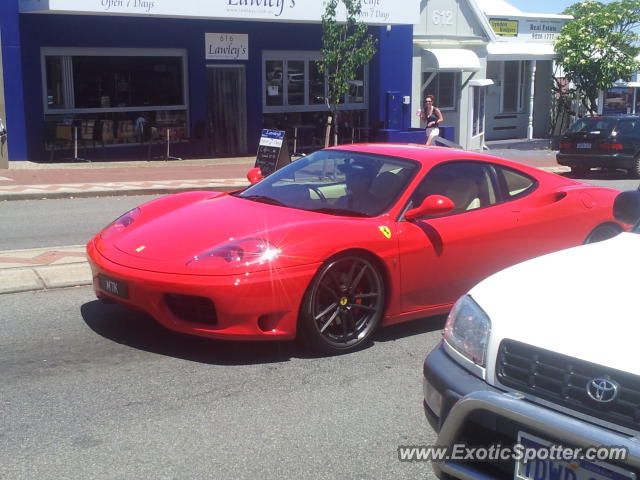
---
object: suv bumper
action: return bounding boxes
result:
[424,342,640,479]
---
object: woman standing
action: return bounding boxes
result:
[419,95,444,146]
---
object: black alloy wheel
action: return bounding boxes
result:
[584,223,622,244]
[300,254,385,354]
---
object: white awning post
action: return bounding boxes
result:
[527,60,536,140]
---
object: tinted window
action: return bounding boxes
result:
[237,150,418,217]
[568,117,617,134]
[411,162,497,215]
[497,166,536,198]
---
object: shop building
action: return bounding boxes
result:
[411,0,570,150]
[1,0,418,162]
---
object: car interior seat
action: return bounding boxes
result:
[444,178,481,212]
[370,171,404,204]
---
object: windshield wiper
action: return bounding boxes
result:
[242,195,286,207]
[309,207,369,217]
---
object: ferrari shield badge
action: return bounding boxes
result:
[378,226,392,239]
[135,245,146,253]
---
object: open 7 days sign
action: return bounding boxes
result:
[205,33,249,60]
[19,0,420,25]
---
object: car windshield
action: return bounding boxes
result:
[235,150,418,217]
[568,117,617,135]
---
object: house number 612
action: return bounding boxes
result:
[432,10,453,25]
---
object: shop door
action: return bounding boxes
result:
[206,65,247,156]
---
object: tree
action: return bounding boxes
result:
[317,0,377,146]
[555,0,640,115]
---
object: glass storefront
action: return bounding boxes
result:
[41,47,188,152]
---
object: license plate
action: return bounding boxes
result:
[515,432,634,480]
[577,142,592,149]
[98,274,129,299]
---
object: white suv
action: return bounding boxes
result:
[423,190,640,480]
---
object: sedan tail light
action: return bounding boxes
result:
[559,140,573,149]
[598,142,624,151]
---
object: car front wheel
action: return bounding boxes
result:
[299,254,385,354]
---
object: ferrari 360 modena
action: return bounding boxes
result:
[87,144,626,353]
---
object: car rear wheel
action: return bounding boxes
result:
[584,223,622,244]
[299,254,385,354]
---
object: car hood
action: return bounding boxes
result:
[469,232,640,377]
[96,193,392,275]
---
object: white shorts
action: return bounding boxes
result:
[426,127,440,139]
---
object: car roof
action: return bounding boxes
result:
[326,143,535,170]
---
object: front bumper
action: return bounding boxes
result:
[556,152,635,170]
[423,341,640,479]
[87,240,320,340]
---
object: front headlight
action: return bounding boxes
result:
[443,295,491,366]
[186,238,281,271]
[100,208,141,240]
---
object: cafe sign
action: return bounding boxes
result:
[19,0,421,25]
[206,33,248,60]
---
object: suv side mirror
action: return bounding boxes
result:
[613,190,640,225]
[405,195,455,220]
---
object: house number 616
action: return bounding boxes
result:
[432,10,453,25]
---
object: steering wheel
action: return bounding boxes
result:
[309,186,327,203]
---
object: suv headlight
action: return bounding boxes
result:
[443,295,491,366]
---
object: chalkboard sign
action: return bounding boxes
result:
[255,129,291,177]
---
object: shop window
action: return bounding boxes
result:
[263,51,368,113]
[472,86,485,137]
[502,61,526,113]
[604,88,633,115]
[71,56,184,108]
[41,47,188,149]
[421,72,457,109]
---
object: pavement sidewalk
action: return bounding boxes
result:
[0,144,567,295]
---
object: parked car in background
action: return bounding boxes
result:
[422,189,640,479]
[557,115,640,177]
[88,144,626,354]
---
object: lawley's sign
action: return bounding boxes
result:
[19,0,420,25]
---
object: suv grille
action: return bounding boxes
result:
[497,339,640,432]
[164,294,217,325]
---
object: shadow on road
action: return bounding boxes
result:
[561,169,633,181]
[81,300,443,364]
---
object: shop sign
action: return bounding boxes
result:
[488,16,567,43]
[489,18,518,37]
[19,0,420,25]
[205,33,248,60]
[523,19,564,41]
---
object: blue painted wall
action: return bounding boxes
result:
[1,0,28,161]
[6,7,413,161]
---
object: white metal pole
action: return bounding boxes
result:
[527,60,537,140]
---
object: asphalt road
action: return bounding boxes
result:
[1,287,444,479]
[0,194,159,250]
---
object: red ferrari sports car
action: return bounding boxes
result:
[87,144,625,353]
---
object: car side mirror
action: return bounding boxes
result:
[613,190,640,225]
[247,167,264,185]
[405,195,455,220]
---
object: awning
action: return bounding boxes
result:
[469,79,494,87]
[487,42,556,60]
[422,49,481,72]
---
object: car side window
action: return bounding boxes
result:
[411,161,497,214]
[497,166,536,198]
